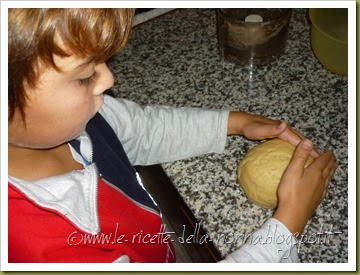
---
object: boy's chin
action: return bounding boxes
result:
[93,95,104,115]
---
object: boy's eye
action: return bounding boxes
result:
[79,72,98,86]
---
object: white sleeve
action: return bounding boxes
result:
[99,95,229,166]
[219,218,300,263]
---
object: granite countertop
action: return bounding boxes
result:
[109,8,348,263]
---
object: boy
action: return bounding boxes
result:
[8,8,336,263]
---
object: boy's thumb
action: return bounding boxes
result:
[287,139,313,173]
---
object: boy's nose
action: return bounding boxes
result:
[93,63,114,95]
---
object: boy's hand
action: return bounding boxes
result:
[227,111,320,158]
[273,139,337,236]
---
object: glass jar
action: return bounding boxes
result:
[216,8,292,66]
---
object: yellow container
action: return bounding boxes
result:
[309,8,348,76]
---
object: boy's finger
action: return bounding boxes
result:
[325,165,336,186]
[265,121,287,139]
[311,150,335,171]
[322,155,336,179]
[286,139,313,175]
[278,125,320,159]
[310,148,321,159]
[288,127,320,158]
[323,165,336,198]
[275,121,288,132]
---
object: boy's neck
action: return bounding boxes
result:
[8,143,83,181]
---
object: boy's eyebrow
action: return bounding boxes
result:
[71,58,95,71]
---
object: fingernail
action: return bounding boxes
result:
[302,139,313,150]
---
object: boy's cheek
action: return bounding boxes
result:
[94,95,104,114]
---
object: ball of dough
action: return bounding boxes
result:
[237,139,313,209]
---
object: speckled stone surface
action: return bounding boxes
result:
[108,9,348,263]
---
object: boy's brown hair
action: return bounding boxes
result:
[8,8,134,122]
